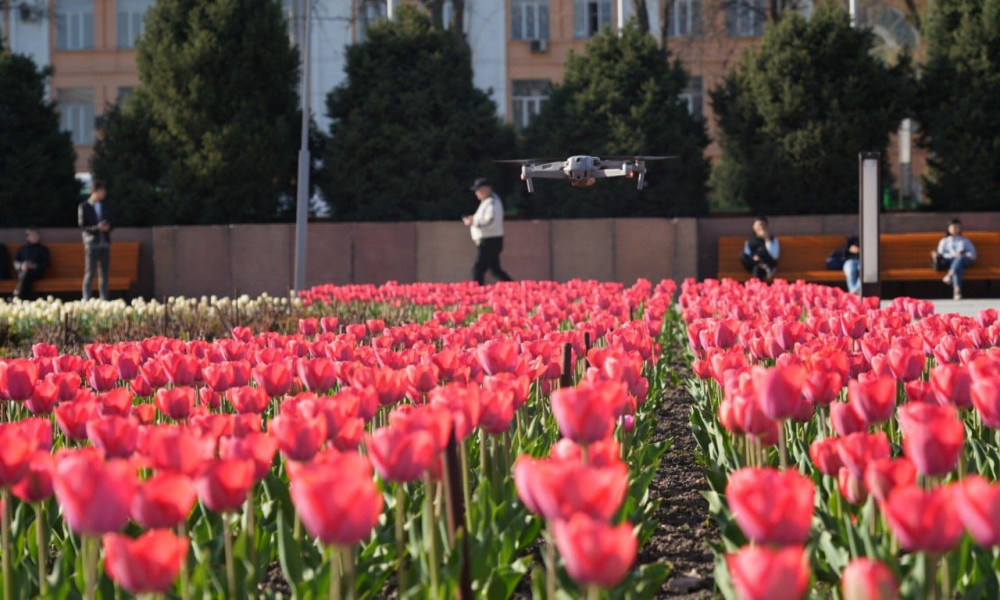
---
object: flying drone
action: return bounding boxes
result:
[496,155,676,193]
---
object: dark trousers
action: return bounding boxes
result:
[473,237,513,285]
[739,252,777,279]
[14,269,42,300]
[83,245,110,300]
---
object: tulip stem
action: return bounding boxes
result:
[924,553,938,600]
[245,492,257,585]
[2,489,10,600]
[940,552,950,600]
[177,520,189,600]
[223,514,236,598]
[328,545,342,600]
[777,423,788,470]
[545,521,556,600]
[423,473,440,598]
[395,483,408,593]
[341,545,356,600]
[35,502,46,597]
[460,440,472,529]
[82,535,98,600]
[587,585,600,600]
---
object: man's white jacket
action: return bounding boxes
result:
[470,194,504,244]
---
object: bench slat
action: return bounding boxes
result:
[1,242,140,294]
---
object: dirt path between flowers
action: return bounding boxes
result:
[644,356,717,599]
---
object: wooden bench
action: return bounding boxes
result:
[0,242,141,296]
[718,232,1000,283]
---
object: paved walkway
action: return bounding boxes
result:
[884,298,1000,318]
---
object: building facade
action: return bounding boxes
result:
[1,0,924,201]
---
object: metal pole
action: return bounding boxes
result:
[849,0,857,26]
[387,0,395,19]
[293,0,311,292]
[617,0,625,33]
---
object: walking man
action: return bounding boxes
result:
[79,179,112,300]
[462,178,513,285]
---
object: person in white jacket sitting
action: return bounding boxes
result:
[462,178,513,285]
[933,218,977,300]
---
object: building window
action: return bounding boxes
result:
[511,79,551,131]
[57,88,96,145]
[726,0,766,37]
[667,0,702,37]
[117,0,154,49]
[55,0,95,51]
[573,0,612,38]
[511,0,549,40]
[679,76,703,119]
[358,0,387,42]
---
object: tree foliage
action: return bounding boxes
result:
[93,0,300,225]
[319,6,516,221]
[918,0,1000,211]
[519,23,709,218]
[709,1,912,215]
[0,34,80,227]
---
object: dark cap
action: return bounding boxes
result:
[469,177,490,191]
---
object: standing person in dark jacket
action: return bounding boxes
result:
[738,216,780,280]
[78,179,113,300]
[13,228,50,300]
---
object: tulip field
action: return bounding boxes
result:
[684,278,1000,600]
[0,280,679,599]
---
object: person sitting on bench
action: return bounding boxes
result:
[739,216,780,280]
[933,218,976,300]
[13,228,50,300]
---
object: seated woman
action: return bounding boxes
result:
[738,216,779,280]
[932,218,976,300]
[841,235,861,294]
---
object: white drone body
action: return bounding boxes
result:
[498,155,675,193]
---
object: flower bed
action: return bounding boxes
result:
[0,279,678,599]
[682,278,1000,599]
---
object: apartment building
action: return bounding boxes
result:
[2,0,924,198]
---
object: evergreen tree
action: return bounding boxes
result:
[319,6,516,221]
[520,22,710,218]
[0,34,80,227]
[918,0,1000,211]
[709,1,912,215]
[94,0,300,225]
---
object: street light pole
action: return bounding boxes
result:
[293,0,311,293]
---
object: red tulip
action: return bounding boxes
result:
[288,451,383,546]
[11,451,54,503]
[838,467,868,505]
[54,401,99,442]
[26,380,59,415]
[320,316,339,333]
[898,402,964,477]
[195,458,255,513]
[513,455,628,521]
[46,371,81,402]
[144,425,214,476]
[130,472,197,529]
[478,388,516,434]
[726,545,810,600]
[848,377,896,426]
[0,359,40,401]
[836,431,891,478]
[830,401,868,436]
[803,369,843,407]
[87,363,118,392]
[752,365,805,421]
[296,358,338,393]
[841,558,900,600]
[227,386,271,414]
[548,438,622,467]
[154,387,196,421]
[103,530,189,594]
[0,423,36,486]
[863,458,916,504]
[477,339,521,375]
[404,363,439,400]
[886,347,924,382]
[428,385,482,442]
[550,384,623,444]
[930,364,972,409]
[53,450,136,535]
[131,403,157,425]
[98,388,134,417]
[218,432,278,482]
[972,377,1000,428]
[160,353,200,386]
[298,318,318,336]
[954,475,1000,547]
[366,427,438,483]
[86,415,139,459]
[552,513,636,589]
[884,485,962,553]
[809,437,844,476]
[268,412,328,462]
[253,362,293,397]
[725,467,814,546]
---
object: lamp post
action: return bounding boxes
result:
[859,152,881,299]
[292,0,312,293]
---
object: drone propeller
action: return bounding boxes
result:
[494,158,564,165]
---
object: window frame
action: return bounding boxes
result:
[57,88,96,146]
[55,0,95,51]
[511,0,550,40]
